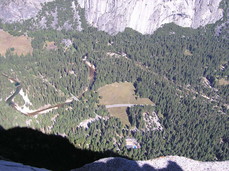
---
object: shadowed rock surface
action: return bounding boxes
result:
[0,160,49,171]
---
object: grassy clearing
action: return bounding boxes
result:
[135,97,154,104]
[218,78,229,86]
[107,107,130,126]
[0,30,33,56]
[98,82,154,125]
[98,82,154,105]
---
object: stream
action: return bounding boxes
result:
[3,73,22,108]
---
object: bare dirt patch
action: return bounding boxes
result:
[0,30,33,56]
[184,49,192,56]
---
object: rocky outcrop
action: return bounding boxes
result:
[215,3,229,39]
[73,156,229,171]
[0,0,53,22]
[78,0,224,35]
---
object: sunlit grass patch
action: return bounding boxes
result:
[0,30,33,56]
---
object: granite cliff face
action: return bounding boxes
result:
[78,0,224,34]
[0,0,225,34]
[0,0,53,22]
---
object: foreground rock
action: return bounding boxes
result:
[0,160,49,171]
[73,156,229,171]
[1,156,228,171]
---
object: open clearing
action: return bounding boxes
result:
[107,107,130,126]
[98,82,154,125]
[0,30,33,56]
[98,82,154,105]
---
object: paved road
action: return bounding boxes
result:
[105,104,136,108]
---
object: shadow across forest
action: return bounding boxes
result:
[0,126,183,171]
[0,126,129,171]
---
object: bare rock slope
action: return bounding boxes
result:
[78,0,224,34]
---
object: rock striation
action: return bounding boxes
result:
[0,0,53,23]
[78,0,224,35]
[73,156,229,171]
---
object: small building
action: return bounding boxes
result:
[125,138,141,149]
